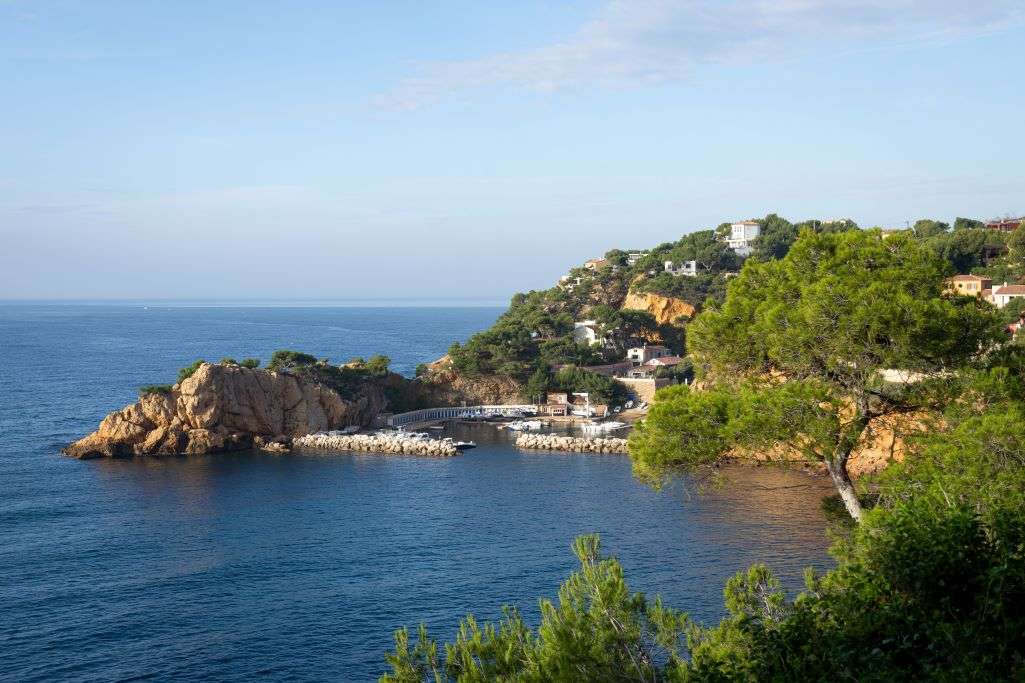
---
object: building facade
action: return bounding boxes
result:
[944,274,993,297]
[627,345,671,365]
[727,220,761,256]
[992,284,1025,309]
[664,260,697,277]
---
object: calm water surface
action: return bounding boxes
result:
[0,305,834,681]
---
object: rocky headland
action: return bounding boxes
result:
[64,362,386,459]
[410,355,524,406]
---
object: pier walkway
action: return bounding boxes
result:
[387,405,537,428]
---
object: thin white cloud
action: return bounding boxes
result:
[388,0,1025,107]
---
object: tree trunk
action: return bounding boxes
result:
[828,399,869,522]
[826,457,863,521]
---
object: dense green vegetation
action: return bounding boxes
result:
[266,349,395,399]
[630,229,1002,520]
[143,352,398,403]
[445,214,869,402]
[383,221,1025,680]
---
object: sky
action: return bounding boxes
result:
[1,0,1024,300]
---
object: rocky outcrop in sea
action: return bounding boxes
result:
[515,433,628,454]
[63,363,385,458]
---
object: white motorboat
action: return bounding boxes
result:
[580,421,629,433]
[506,420,543,431]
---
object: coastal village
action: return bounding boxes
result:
[66,212,1025,460]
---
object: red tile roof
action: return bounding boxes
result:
[995,285,1025,295]
[643,356,685,367]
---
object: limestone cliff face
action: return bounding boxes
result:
[621,292,695,326]
[64,363,386,459]
[728,412,926,478]
[411,356,524,407]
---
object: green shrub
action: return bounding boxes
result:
[267,350,318,371]
[365,354,391,377]
[219,357,238,365]
[414,363,428,377]
[550,365,627,405]
[177,359,206,383]
[239,358,260,369]
[381,535,690,682]
[138,384,173,396]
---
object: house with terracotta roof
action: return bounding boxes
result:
[992,283,1025,309]
[945,274,993,298]
[985,217,1024,232]
[627,355,686,378]
[583,258,609,271]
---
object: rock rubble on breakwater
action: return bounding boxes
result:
[515,433,628,454]
[293,432,459,457]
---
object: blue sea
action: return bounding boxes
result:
[0,304,834,681]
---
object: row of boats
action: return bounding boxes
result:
[504,419,629,433]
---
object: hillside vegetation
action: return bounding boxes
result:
[441,213,1025,404]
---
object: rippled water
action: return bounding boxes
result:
[0,304,834,681]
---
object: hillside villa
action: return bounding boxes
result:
[992,283,1025,309]
[572,320,604,346]
[627,355,686,379]
[727,220,761,256]
[664,260,698,277]
[627,345,671,365]
[945,274,993,299]
[986,217,1024,232]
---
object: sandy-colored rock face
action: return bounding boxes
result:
[64,363,386,458]
[726,412,926,478]
[412,356,524,407]
[621,292,695,326]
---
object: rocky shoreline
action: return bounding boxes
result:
[515,433,629,454]
[293,432,458,457]
[63,363,383,459]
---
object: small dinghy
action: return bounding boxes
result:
[454,441,477,450]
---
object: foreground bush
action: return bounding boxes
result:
[382,535,690,682]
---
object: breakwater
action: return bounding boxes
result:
[514,433,628,454]
[293,432,458,456]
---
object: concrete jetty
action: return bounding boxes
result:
[293,432,459,457]
[514,433,628,454]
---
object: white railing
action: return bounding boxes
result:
[388,404,537,427]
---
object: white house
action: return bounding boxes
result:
[626,251,648,266]
[727,220,761,256]
[627,345,670,365]
[664,260,697,277]
[573,320,604,346]
[559,274,585,291]
[992,283,1025,309]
